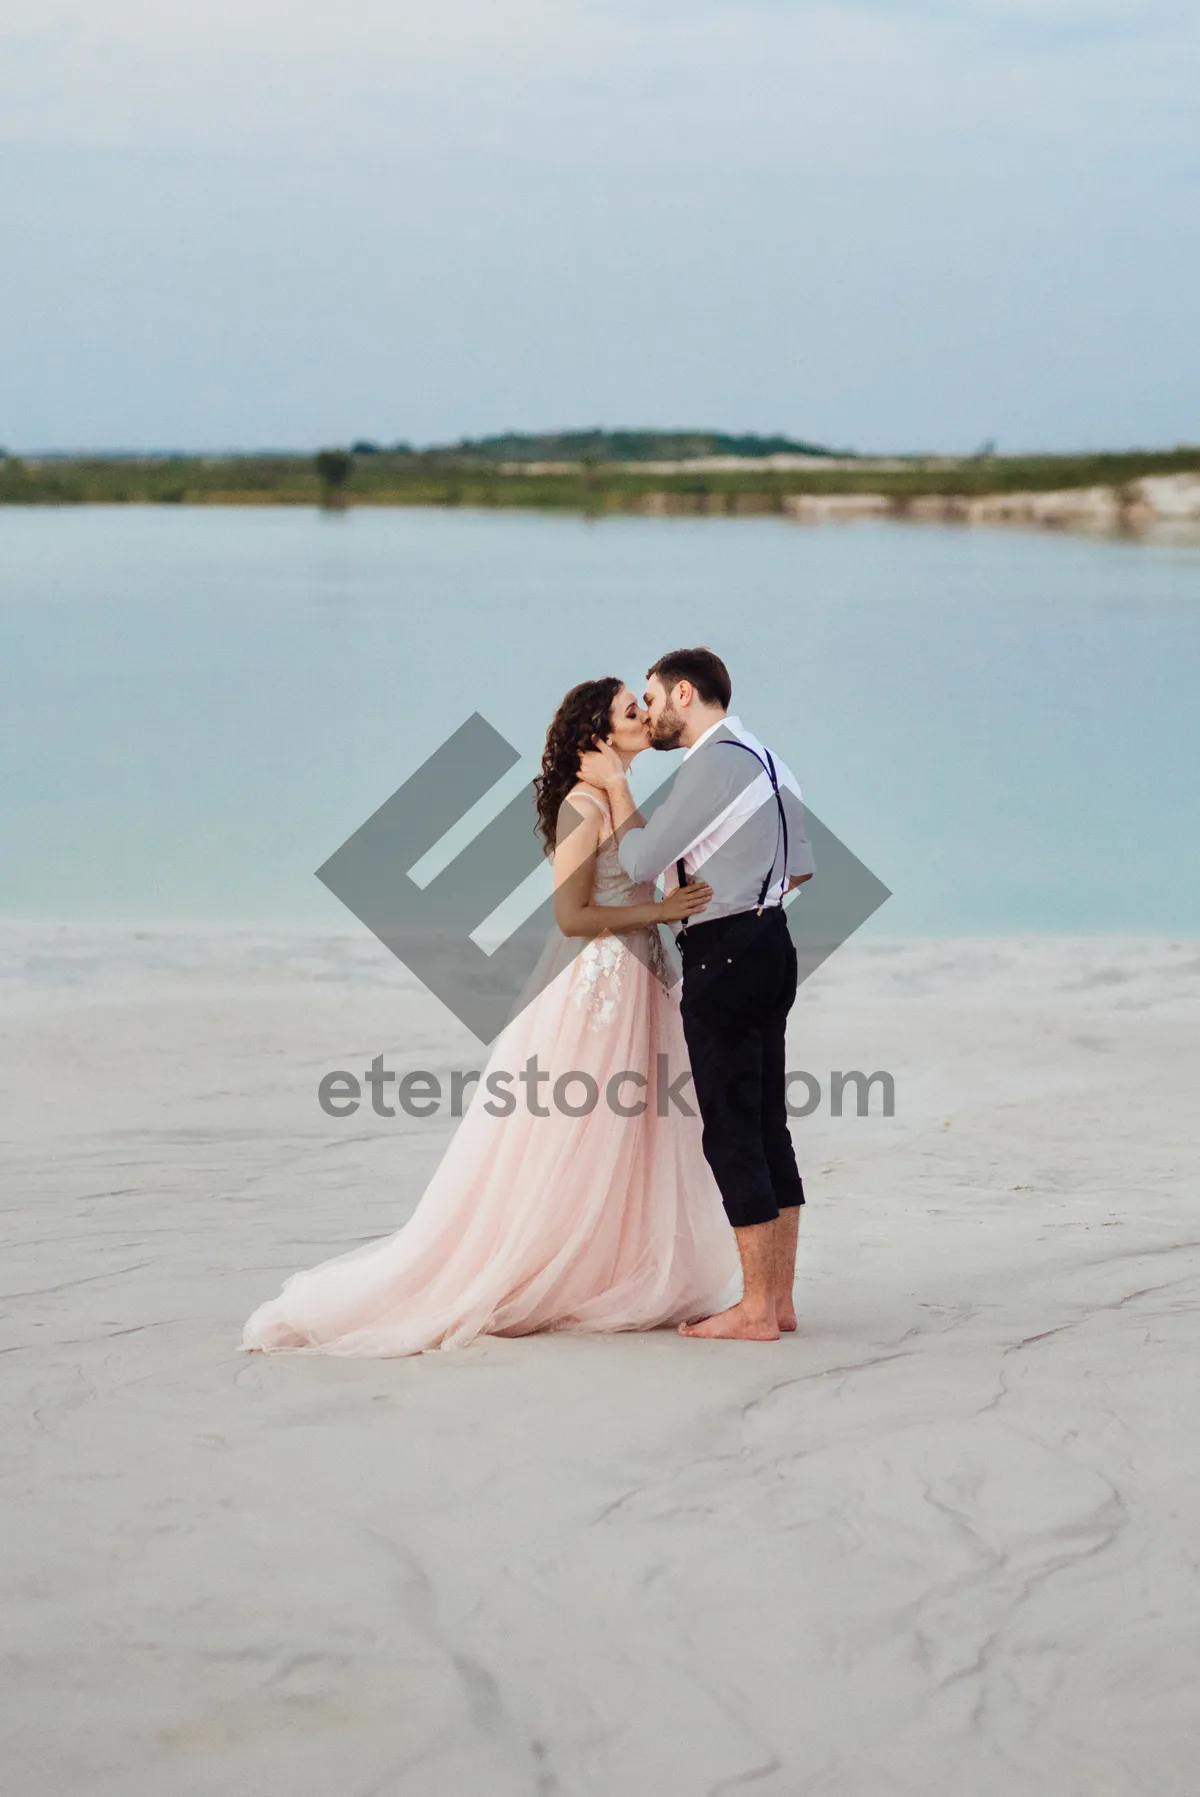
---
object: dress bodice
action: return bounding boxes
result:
[564,787,658,907]
[561,786,674,1026]
[565,788,647,907]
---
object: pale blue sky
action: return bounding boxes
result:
[1,0,1196,453]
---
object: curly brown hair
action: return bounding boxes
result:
[533,676,622,852]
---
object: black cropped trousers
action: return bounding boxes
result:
[679,906,806,1231]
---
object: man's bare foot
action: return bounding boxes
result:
[679,1302,780,1341]
[776,1301,797,1333]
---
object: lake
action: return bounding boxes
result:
[1,504,1197,936]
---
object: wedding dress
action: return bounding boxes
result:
[242,790,739,1356]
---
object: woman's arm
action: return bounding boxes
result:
[552,799,712,939]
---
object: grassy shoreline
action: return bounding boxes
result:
[3,447,1199,513]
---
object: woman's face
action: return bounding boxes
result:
[605,684,651,760]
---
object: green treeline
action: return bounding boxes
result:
[2,445,1198,511]
[425,429,842,461]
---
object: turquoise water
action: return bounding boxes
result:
[1,505,1197,934]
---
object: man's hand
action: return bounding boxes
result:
[577,741,627,790]
[786,873,814,892]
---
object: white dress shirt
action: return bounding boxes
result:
[618,715,816,922]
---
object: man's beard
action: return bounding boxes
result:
[649,703,685,750]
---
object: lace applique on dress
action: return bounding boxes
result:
[571,933,627,1028]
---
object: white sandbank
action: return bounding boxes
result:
[2,924,1198,1795]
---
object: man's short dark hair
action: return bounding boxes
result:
[646,647,732,710]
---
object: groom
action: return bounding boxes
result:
[589,646,815,1341]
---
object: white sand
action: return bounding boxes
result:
[3,924,1198,1796]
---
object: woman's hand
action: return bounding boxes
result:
[577,739,626,790]
[658,881,713,923]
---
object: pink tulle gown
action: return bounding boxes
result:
[241,790,739,1357]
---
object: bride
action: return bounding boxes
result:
[241,677,740,1357]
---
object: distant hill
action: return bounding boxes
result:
[442,429,844,462]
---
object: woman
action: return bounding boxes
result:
[241,678,739,1357]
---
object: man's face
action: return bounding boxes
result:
[644,675,688,750]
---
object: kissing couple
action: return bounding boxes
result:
[243,646,815,1356]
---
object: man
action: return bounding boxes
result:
[583,646,815,1341]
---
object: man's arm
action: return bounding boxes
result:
[578,741,738,884]
[782,787,815,883]
[612,755,740,885]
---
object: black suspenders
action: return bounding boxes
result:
[675,738,790,918]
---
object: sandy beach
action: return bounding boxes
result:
[3,924,1198,1796]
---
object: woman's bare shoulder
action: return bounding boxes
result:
[558,787,609,828]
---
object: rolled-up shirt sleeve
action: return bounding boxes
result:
[783,788,816,879]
